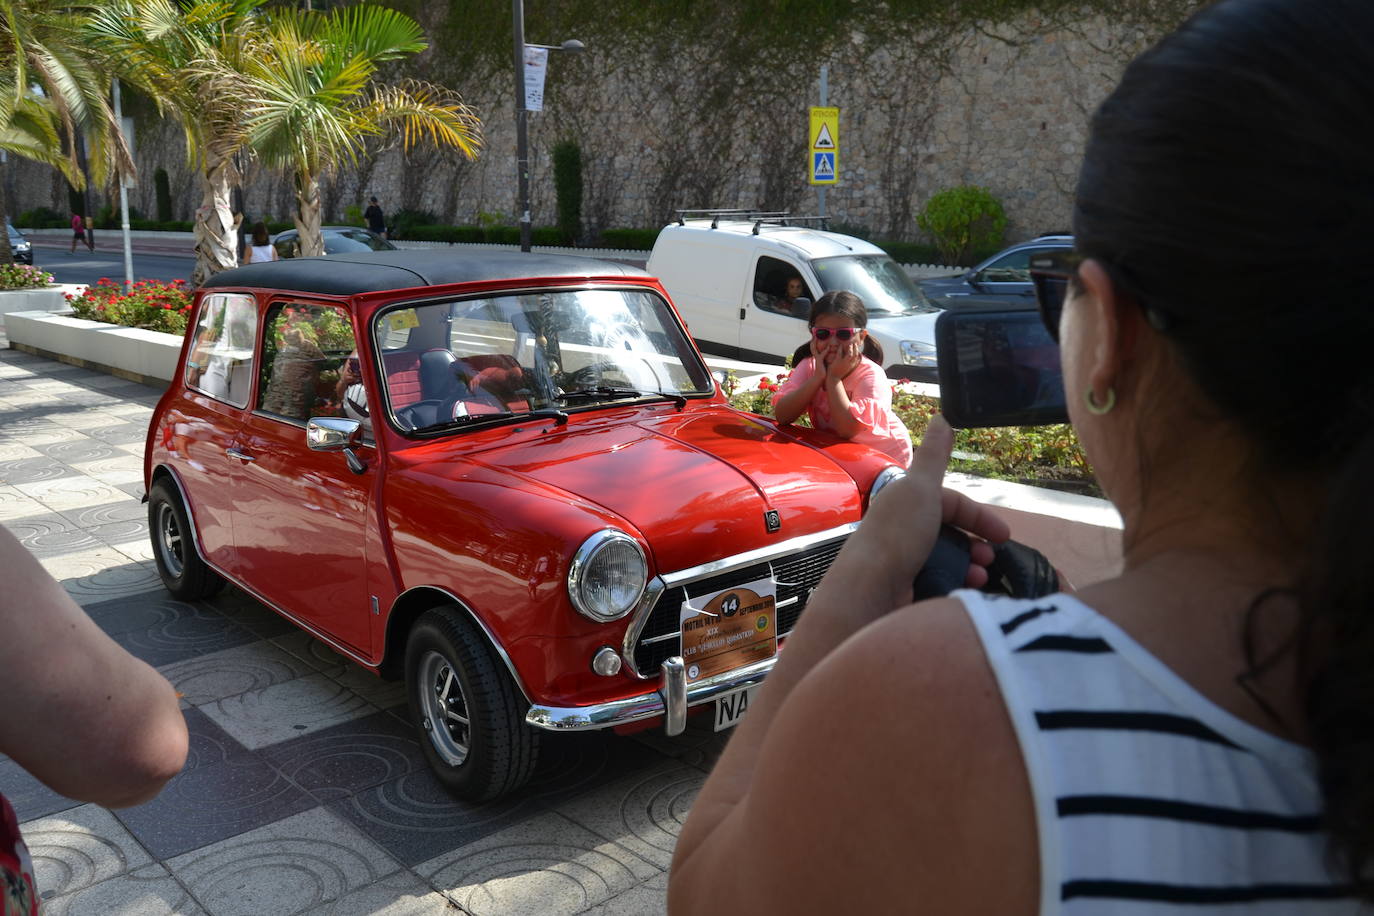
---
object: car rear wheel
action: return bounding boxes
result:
[405,607,539,802]
[148,479,225,600]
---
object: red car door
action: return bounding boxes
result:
[227,300,375,656]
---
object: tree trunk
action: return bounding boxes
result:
[293,169,324,258]
[0,157,14,267]
[191,149,240,287]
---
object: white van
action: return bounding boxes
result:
[646,213,940,380]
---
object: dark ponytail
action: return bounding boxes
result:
[1076,0,1374,894]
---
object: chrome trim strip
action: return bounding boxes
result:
[661,656,686,736]
[525,655,777,732]
[618,523,856,679]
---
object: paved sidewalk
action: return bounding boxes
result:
[0,334,728,914]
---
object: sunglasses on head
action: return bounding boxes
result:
[1030,250,1176,344]
[811,327,860,342]
[1029,251,1080,343]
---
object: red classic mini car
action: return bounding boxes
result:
[146,250,902,800]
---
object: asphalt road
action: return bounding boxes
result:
[31,242,192,286]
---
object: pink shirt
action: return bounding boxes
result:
[772,355,913,467]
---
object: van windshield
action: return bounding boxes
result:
[812,255,937,316]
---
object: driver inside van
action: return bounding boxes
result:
[756,275,809,316]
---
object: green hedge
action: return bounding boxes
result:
[597,227,659,250]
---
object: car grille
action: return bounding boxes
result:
[631,537,847,677]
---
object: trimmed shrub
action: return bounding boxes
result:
[874,239,942,265]
[154,168,172,222]
[916,185,1008,267]
[597,228,659,250]
[552,139,583,246]
[389,208,437,240]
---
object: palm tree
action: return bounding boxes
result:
[0,0,131,265]
[236,5,481,257]
[86,0,268,285]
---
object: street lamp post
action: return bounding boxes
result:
[512,0,582,253]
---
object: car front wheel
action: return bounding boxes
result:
[148,479,224,600]
[405,607,539,802]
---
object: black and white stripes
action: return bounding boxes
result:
[959,590,1361,915]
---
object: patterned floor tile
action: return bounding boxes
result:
[40,863,208,916]
[159,640,323,706]
[166,807,399,916]
[202,590,299,639]
[3,425,88,447]
[0,758,80,822]
[0,440,42,462]
[330,733,667,867]
[46,549,163,604]
[581,870,668,916]
[15,475,127,512]
[71,454,145,487]
[327,665,407,709]
[21,804,154,901]
[630,714,735,773]
[114,752,317,859]
[417,811,659,916]
[33,436,120,465]
[261,710,428,803]
[182,707,251,773]
[0,456,81,486]
[100,596,261,666]
[271,630,355,673]
[200,672,382,750]
[554,763,703,869]
[88,513,151,546]
[84,591,202,636]
[55,497,146,530]
[0,485,50,521]
[4,512,100,559]
[83,422,149,446]
[300,869,458,915]
[41,408,134,430]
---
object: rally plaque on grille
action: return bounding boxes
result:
[679,578,777,683]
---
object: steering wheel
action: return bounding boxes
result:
[395,399,443,431]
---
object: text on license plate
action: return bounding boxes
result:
[714,685,759,732]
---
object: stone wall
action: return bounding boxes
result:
[8,9,1166,246]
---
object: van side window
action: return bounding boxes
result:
[257,304,357,424]
[752,256,811,316]
[186,294,258,407]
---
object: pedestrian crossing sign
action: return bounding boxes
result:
[808,106,840,185]
[810,151,837,185]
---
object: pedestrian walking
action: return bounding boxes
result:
[364,196,387,239]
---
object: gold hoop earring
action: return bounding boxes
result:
[1084,386,1116,415]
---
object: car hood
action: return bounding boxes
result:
[917,274,971,297]
[455,408,862,573]
[866,309,941,346]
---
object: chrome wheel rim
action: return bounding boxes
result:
[418,649,471,766]
[155,502,185,578]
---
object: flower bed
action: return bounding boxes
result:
[0,264,55,290]
[66,277,193,335]
[725,370,1098,495]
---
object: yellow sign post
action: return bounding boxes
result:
[808,106,839,186]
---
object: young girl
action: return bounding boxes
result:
[770,290,912,466]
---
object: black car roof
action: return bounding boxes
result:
[200,249,651,297]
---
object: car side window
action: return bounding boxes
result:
[974,249,1042,284]
[185,294,258,407]
[256,303,358,424]
[752,256,810,316]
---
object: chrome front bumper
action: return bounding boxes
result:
[525,654,774,736]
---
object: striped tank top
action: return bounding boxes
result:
[957,589,1365,914]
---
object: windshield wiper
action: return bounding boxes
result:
[412,411,517,434]
[558,387,688,409]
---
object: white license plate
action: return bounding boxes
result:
[714,685,759,732]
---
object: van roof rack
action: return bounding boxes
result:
[673,209,831,233]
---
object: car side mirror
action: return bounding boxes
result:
[789,297,812,320]
[307,417,368,474]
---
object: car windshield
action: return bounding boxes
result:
[374,287,714,432]
[318,230,392,254]
[812,255,937,315]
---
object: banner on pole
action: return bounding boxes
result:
[524,46,549,111]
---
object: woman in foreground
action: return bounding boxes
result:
[669,0,1373,912]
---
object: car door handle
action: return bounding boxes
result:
[226,447,256,462]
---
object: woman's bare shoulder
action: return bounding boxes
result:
[671,598,1039,914]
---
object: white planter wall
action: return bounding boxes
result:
[4,310,183,385]
[0,288,68,324]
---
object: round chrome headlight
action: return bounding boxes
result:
[868,465,906,506]
[568,530,648,622]
[899,339,937,367]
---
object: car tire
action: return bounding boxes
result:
[405,606,539,802]
[148,479,225,600]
